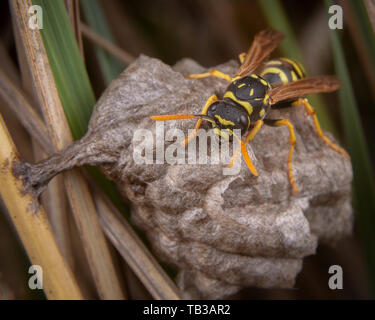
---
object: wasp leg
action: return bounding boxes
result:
[238,52,246,64]
[183,94,218,146]
[186,69,231,82]
[291,98,350,159]
[264,118,298,194]
[227,120,263,176]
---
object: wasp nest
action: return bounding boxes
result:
[17,55,353,299]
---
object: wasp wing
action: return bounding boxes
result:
[268,76,341,104]
[234,29,284,78]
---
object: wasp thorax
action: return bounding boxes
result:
[223,74,271,123]
[231,75,270,99]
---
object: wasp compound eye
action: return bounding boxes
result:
[239,114,248,127]
[209,104,217,112]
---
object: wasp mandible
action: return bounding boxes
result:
[151,29,349,194]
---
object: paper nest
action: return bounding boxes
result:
[20,55,353,299]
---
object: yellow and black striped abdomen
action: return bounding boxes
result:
[259,58,306,86]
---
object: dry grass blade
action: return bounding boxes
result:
[42,175,73,266]
[0,73,181,299]
[64,0,84,58]
[10,20,75,268]
[80,22,135,65]
[0,42,33,161]
[339,0,375,100]
[364,0,375,31]
[0,69,53,155]
[0,113,82,300]
[95,194,181,300]
[10,0,125,299]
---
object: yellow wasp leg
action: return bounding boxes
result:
[292,98,350,159]
[238,52,246,64]
[187,69,231,82]
[265,119,298,194]
[183,94,218,146]
[227,120,264,176]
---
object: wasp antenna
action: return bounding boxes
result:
[193,114,216,124]
[150,114,198,121]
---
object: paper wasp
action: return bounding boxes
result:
[151,29,349,194]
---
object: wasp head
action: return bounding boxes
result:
[202,101,250,137]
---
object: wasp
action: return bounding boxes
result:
[151,29,349,194]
